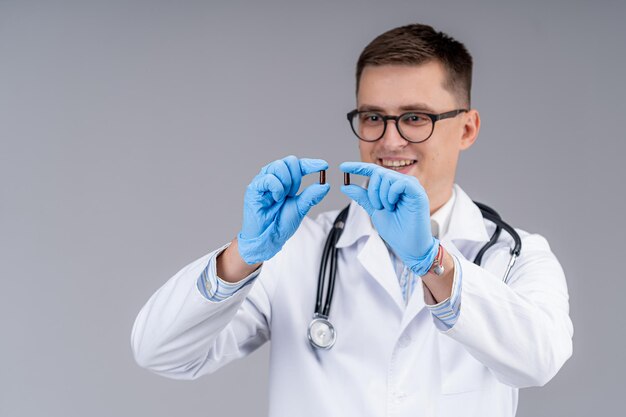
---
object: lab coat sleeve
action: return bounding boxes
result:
[426,255,462,328]
[130,245,273,380]
[439,234,574,388]
[197,244,261,301]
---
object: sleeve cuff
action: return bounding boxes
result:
[196,242,262,302]
[426,254,462,330]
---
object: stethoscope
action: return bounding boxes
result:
[307,202,522,350]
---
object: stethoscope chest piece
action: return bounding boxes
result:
[308,315,336,350]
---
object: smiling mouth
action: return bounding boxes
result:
[378,159,417,170]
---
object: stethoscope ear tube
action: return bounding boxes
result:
[502,253,518,285]
[471,201,522,284]
[473,202,503,266]
[476,207,522,257]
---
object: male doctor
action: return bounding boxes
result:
[131,24,573,416]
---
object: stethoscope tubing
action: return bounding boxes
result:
[315,208,349,319]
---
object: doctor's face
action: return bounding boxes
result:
[356,62,479,212]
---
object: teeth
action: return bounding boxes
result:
[381,159,415,167]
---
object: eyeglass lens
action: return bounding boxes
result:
[350,112,433,142]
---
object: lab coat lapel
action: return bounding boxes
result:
[337,202,405,312]
[400,276,427,331]
[357,232,406,312]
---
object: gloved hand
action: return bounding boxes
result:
[340,161,439,276]
[238,155,330,264]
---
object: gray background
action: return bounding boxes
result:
[1,0,624,416]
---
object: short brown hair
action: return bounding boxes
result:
[356,24,473,107]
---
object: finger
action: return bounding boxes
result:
[388,177,427,206]
[282,155,302,197]
[299,158,329,176]
[379,173,395,211]
[387,180,406,206]
[295,183,330,216]
[367,169,384,211]
[341,184,374,216]
[339,161,381,177]
[252,173,287,203]
[260,159,292,199]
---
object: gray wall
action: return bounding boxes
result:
[1,1,624,416]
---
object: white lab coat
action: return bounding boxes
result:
[131,184,573,417]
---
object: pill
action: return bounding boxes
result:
[319,170,326,184]
[344,173,351,186]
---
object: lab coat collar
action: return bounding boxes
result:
[335,183,490,249]
[445,184,491,244]
[335,201,373,249]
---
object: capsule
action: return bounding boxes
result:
[344,173,351,186]
[319,170,326,184]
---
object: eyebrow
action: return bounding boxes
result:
[358,103,437,113]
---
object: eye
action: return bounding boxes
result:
[359,112,383,124]
[401,113,429,126]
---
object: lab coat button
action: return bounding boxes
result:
[393,391,407,404]
[398,335,412,348]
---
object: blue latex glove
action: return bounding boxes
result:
[238,155,330,264]
[340,161,439,276]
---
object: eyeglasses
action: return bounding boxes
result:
[346,108,468,143]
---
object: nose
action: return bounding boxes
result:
[380,118,408,148]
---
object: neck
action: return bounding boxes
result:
[429,186,454,216]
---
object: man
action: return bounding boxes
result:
[131,24,573,416]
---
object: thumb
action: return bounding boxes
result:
[295,183,330,216]
[341,184,374,216]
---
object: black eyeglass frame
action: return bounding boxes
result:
[346,108,469,143]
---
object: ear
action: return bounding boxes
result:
[459,109,480,151]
